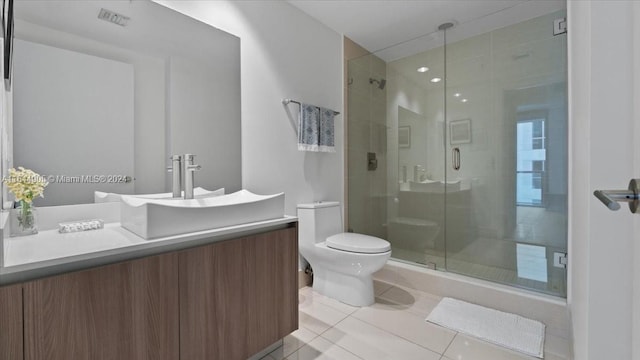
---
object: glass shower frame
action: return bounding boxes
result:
[346,8,568,298]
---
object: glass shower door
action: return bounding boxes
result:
[346,7,568,298]
[443,10,568,297]
[387,44,447,270]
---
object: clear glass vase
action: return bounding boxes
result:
[10,201,38,236]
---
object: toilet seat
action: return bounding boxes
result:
[326,233,391,254]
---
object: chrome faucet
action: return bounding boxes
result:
[168,155,183,198]
[182,154,202,199]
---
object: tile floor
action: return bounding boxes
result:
[261,282,571,360]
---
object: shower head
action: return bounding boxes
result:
[369,78,386,90]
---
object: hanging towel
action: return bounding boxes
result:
[298,103,321,151]
[318,107,336,153]
[297,103,336,152]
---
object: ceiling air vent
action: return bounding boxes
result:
[97,8,130,27]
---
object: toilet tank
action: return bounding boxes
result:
[297,202,343,245]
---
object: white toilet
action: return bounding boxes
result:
[297,201,391,306]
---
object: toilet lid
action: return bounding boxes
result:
[326,233,391,254]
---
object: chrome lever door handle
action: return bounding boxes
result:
[594,179,640,213]
[593,190,623,210]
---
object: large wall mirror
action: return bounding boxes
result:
[7,0,241,206]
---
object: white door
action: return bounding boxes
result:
[569,1,640,359]
[633,3,640,359]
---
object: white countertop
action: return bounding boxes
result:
[1,216,297,285]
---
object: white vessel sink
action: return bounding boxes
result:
[95,187,224,203]
[120,190,285,239]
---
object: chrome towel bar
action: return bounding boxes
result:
[282,98,340,115]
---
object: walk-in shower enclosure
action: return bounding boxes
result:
[346,7,567,297]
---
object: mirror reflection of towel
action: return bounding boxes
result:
[297,104,335,153]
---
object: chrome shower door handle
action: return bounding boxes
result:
[594,179,640,213]
[452,147,461,170]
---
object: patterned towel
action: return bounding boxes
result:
[298,104,335,152]
[319,107,335,152]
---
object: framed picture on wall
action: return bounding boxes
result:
[450,119,471,144]
[2,0,13,90]
[398,126,411,148]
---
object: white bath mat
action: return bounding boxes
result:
[426,297,545,358]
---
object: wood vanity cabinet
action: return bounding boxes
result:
[179,227,299,360]
[23,253,180,360]
[0,284,23,360]
[10,225,297,360]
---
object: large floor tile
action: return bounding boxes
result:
[299,312,342,336]
[286,336,363,360]
[295,281,572,360]
[377,284,443,317]
[299,295,351,334]
[352,302,455,353]
[321,316,441,360]
[374,279,394,296]
[269,327,320,360]
[444,334,543,360]
[299,287,359,315]
[353,304,456,354]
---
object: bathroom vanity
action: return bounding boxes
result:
[1,1,298,358]
[0,218,298,360]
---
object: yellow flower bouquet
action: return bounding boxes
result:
[3,167,48,235]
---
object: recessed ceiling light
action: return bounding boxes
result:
[453,93,461,97]
[430,77,441,83]
[461,98,468,103]
[417,66,429,73]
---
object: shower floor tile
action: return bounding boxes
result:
[263,284,572,360]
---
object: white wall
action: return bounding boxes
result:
[633,4,640,359]
[568,1,637,359]
[0,38,8,266]
[155,0,343,216]
[2,40,12,211]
